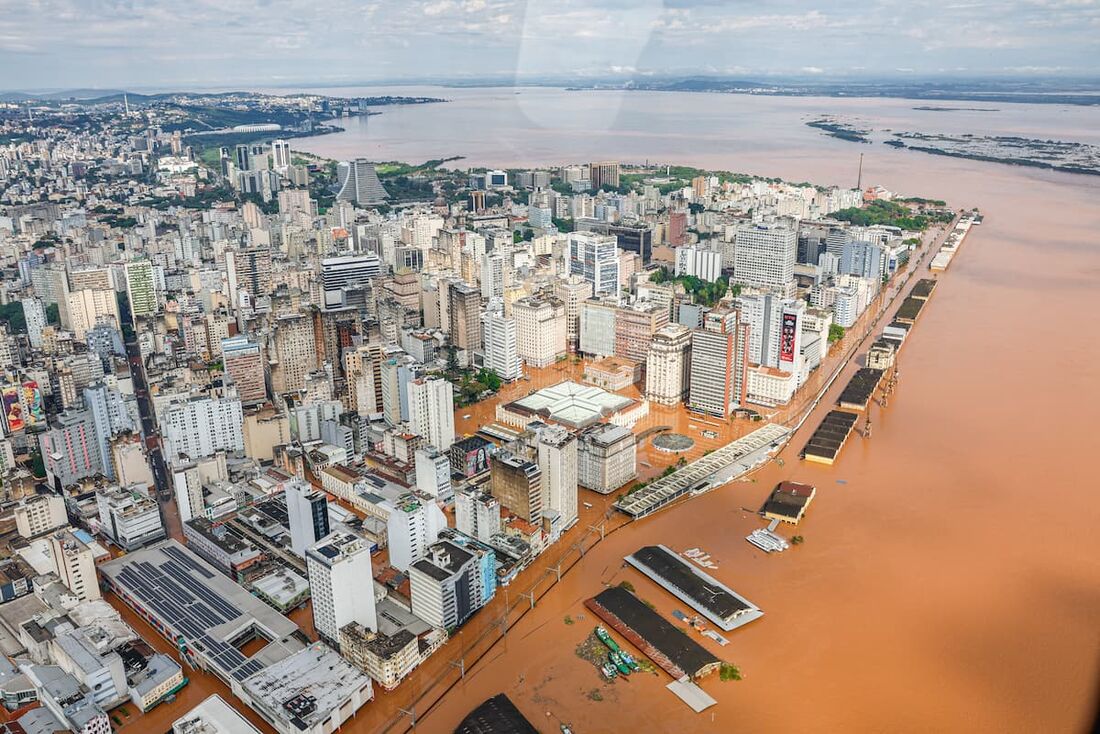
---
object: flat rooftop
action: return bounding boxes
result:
[99,540,302,684]
[837,367,884,410]
[762,482,817,522]
[172,694,261,734]
[909,278,938,300]
[625,545,763,631]
[803,410,858,463]
[894,296,926,323]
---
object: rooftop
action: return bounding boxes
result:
[503,380,637,429]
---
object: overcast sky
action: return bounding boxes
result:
[2,0,1099,90]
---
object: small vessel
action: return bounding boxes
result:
[619,650,641,671]
[601,663,617,679]
[608,651,632,676]
[561,726,574,734]
[595,626,621,653]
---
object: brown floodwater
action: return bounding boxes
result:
[292,90,1100,733]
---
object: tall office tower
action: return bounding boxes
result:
[345,343,385,417]
[48,530,101,601]
[409,540,496,630]
[161,396,244,461]
[447,281,482,353]
[407,376,455,451]
[83,382,137,479]
[234,144,252,172]
[125,260,157,319]
[380,351,422,426]
[67,288,120,340]
[553,275,594,352]
[513,296,567,368]
[840,239,885,280]
[480,252,509,300]
[688,306,750,416]
[307,532,377,650]
[489,450,543,525]
[536,425,578,537]
[221,336,267,405]
[415,447,452,499]
[387,494,447,572]
[589,160,620,190]
[613,301,669,363]
[321,254,383,309]
[286,479,331,559]
[668,210,688,246]
[579,298,618,358]
[226,248,273,304]
[22,297,47,350]
[455,488,501,543]
[335,159,389,206]
[271,314,317,395]
[481,310,521,381]
[271,139,291,171]
[645,323,693,405]
[733,224,797,293]
[567,232,620,299]
[40,409,102,490]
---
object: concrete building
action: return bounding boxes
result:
[161,396,244,462]
[409,540,495,631]
[285,479,330,559]
[553,275,594,352]
[306,532,377,650]
[13,494,67,539]
[645,323,692,406]
[675,246,723,282]
[48,530,101,601]
[567,232,620,299]
[513,296,567,368]
[489,450,543,525]
[536,425,578,538]
[270,314,316,395]
[22,296,47,350]
[172,695,261,734]
[414,447,452,499]
[67,288,120,341]
[406,376,454,451]
[335,159,389,206]
[320,254,383,309]
[733,224,797,292]
[124,260,157,320]
[96,488,165,551]
[688,306,750,416]
[221,336,266,405]
[481,310,520,381]
[386,494,447,572]
[454,489,501,544]
[576,423,637,494]
[40,409,102,490]
[447,281,482,354]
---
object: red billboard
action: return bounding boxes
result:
[780,312,798,363]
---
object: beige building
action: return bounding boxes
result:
[339,622,421,691]
[513,296,566,368]
[243,410,291,461]
[552,275,593,352]
[13,494,68,539]
[271,313,316,395]
[645,323,693,405]
[67,287,120,340]
[49,529,101,601]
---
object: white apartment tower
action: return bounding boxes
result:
[406,377,455,451]
[645,323,692,405]
[306,532,378,650]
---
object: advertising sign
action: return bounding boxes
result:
[464,447,489,478]
[2,385,24,433]
[780,312,798,363]
[22,381,45,426]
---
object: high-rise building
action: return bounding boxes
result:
[226,248,273,305]
[645,323,692,405]
[409,540,495,630]
[307,532,377,650]
[271,139,291,171]
[40,409,102,490]
[536,425,578,538]
[407,377,455,451]
[733,224,797,293]
[567,232,620,299]
[414,447,452,499]
[221,336,266,405]
[688,306,750,416]
[271,314,316,395]
[125,260,157,320]
[576,423,636,494]
[675,246,723,282]
[513,296,566,369]
[490,450,542,525]
[67,288,120,341]
[286,479,331,559]
[161,396,244,461]
[321,254,383,309]
[21,297,47,350]
[481,311,521,382]
[553,275,594,352]
[613,301,669,363]
[335,159,389,206]
[589,161,620,190]
[386,494,447,572]
[49,529,101,601]
[84,382,138,480]
[454,489,501,543]
[447,281,482,354]
[13,494,67,539]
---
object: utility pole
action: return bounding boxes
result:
[856,153,864,190]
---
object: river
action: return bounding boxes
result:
[290,87,1100,733]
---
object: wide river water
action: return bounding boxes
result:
[291,86,1100,732]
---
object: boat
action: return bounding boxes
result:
[601,663,617,679]
[608,651,632,676]
[619,650,641,671]
[595,627,621,653]
[561,726,574,734]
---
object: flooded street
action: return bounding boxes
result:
[296,89,1100,732]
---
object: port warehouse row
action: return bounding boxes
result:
[930,211,981,271]
[585,586,721,680]
[802,276,939,465]
[625,545,764,632]
[614,423,790,518]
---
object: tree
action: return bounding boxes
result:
[477,368,502,392]
[0,303,26,333]
[45,303,60,325]
[828,324,846,343]
[445,346,459,374]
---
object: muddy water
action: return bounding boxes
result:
[293,91,1100,732]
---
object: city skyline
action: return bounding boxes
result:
[2,0,1100,89]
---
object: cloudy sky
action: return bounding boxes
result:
[2,0,1098,90]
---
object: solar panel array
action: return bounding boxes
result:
[114,554,266,682]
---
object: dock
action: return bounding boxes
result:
[624,545,764,632]
[585,587,721,680]
[802,410,859,465]
[837,368,884,411]
[893,296,927,325]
